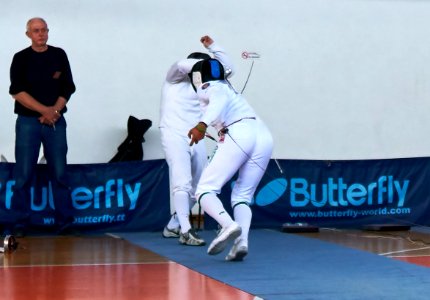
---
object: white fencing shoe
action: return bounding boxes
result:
[207,222,241,255]
[225,238,248,261]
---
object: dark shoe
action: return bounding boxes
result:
[13,226,26,238]
[6,224,26,238]
[56,224,81,236]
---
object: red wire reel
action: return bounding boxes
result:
[0,235,18,253]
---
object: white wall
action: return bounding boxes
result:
[1,0,430,163]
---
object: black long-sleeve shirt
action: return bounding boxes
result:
[9,45,76,117]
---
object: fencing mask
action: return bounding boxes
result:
[187,52,211,60]
[189,58,225,91]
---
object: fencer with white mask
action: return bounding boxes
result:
[188,58,273,261]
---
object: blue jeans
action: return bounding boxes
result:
[11,115,71,226]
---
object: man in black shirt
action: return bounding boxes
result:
[8,17,76,235]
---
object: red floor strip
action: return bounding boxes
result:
[0,262,255,300]
[393,256,430,268]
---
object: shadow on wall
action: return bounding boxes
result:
[0,116,152,164]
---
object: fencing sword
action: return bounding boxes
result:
[240,51,260,94]
[224,50,261,95]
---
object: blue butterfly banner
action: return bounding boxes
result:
[213,157,430,229]
[1,157,429,232]
[0,160,170,233]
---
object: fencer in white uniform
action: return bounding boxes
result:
[188,59,273,260]
[159,36,234,245]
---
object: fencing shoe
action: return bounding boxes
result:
[162,226,180,238]
[179,229,206,246]
[207,222,241,255]
[225,238,248,261]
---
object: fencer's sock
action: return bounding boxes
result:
[174,191,192,233]
[166,212,180,230]
[199,193,234,228]
[233,204,252,240]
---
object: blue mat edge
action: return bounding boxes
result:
[117,229,430,300]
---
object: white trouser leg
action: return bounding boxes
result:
[161,129,207,229]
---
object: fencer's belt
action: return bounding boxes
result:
[219,117,256,136]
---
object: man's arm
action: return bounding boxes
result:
[166,59,200,84]
[201,35,235,77]
[58,50,76,101]
[12,92,61,125]
[13,91,47,113]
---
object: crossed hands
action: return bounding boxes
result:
[39,107,61,127]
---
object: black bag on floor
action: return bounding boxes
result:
[109,116,152,162]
